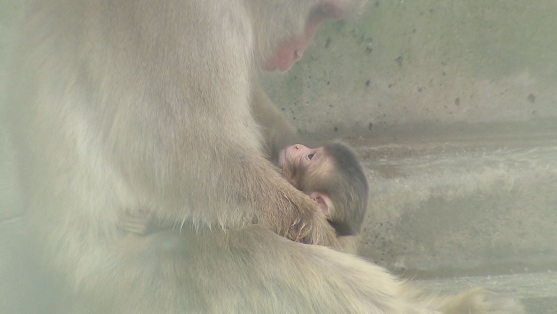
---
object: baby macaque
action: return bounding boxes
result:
[120,142,368,252]
[278,142,368,238]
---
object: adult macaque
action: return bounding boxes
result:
[252,83,299,162]
[7,0,523,313]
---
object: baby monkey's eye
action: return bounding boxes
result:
[307,153,315,160]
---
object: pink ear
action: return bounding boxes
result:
[309,192,332,216]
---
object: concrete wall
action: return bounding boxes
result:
[0,1,31,312]
[263,0,557,135]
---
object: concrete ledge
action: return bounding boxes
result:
[418,272,557,314]
[321,121,557,277]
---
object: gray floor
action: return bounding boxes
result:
[418,272,557,314]
[321,121,557,314]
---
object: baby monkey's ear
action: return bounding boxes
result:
[309,192,334,216]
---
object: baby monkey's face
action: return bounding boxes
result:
[278,144,332,191]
